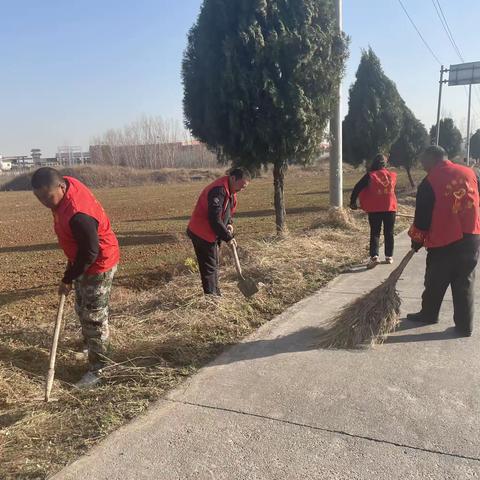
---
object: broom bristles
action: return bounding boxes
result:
[319,249,415,349]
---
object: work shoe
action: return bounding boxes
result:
[406,312,438,324]
[367,256,380,269]
[75,371,102,389]
[455,327,472,337]
[385,257,394,265]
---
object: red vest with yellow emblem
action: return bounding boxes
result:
[54,177,120,274]
[359,169,398,213]
[423,160,480,248]
[188,176,237,243]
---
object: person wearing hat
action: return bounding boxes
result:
[350,154,398,269]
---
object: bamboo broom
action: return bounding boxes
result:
[319,249,416,349]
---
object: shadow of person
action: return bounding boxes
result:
[386,326,463,344]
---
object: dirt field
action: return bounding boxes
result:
[0,166,416,479]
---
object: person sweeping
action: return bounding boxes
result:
[408,146,480,337]
[32,167,120,388]
[187,167,250,296]
[350,154,398,269]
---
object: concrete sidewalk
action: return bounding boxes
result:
[53,233,480,479]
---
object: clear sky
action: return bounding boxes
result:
[0,0,479,157]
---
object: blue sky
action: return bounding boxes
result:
[0,0,479,156]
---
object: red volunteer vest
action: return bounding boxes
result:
[188,176,237,243]
[54,176,120,274]
[359,169,398,213]
[423,160,480,248]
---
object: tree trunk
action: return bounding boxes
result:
[273,163,288,235]
[405,166,415,188]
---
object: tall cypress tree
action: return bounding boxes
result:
[429,118,463,159]
[470,129,480,161]
[343,48,404,166]
[183,0,348,234]
[389,107,429,187]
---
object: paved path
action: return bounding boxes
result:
[53,233,480,479]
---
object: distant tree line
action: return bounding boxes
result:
[90,115,218,169]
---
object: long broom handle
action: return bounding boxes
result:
[45,294,66,402]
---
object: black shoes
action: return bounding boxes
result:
[406,312,439,324]
[454,327,472,337]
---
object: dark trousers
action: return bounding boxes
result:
[368,212,396,258]
[421,235,480,333]
[188,230,220,295]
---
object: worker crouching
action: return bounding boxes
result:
[408,146,480,336]
[350,154,398,269]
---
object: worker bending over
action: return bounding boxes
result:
[187,168,250,296]
[32,168,120,387]
[408,146,480,336]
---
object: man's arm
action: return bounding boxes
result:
[350,174,369,207]
[207,186,233,242]
[408,177,435,248]
[62,213,100,284]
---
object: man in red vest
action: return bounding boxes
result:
[408,146,480,336]
[32,167,120,387]
[350,154,398,269]
[187,168,251,295]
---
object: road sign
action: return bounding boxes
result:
[448,62,480,86]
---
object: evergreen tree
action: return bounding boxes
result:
[183,0,348,234]
[470,129,480,161]
[343,48,404,166]
[429,118,462,159]
[389,107,428,187]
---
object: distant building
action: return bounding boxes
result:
[1,155,33,169]
[31,148,42,165]
[56,146,90,166]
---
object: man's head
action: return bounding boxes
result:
[228,167,251,193]
[369,153,387,171]
[31,168,67,209]
[420,145,447,172]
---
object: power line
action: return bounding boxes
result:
[397,0,442,65]
[434,0,465,61]
[430,0,480,122]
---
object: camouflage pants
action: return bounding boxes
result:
[74,265,117,371]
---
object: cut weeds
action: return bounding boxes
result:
[0,168,415,479]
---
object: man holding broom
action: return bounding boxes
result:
[187,167,250,296]
[32,167,120,387]
[408,146,480,337]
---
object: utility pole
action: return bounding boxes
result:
[329,0,343,208]
[466,84,472,165]
[435,66,448,146]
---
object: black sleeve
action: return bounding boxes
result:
[207,186,233,242]
[414,178,435,232]
[62,213,100,284]
[350,174,369,205]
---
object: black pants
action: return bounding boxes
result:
[368,212,396,258]
[187,230,220,295]
[421,235,480,333]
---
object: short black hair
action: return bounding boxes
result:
[423,145,447,161]
[228,167,251,181]
[31,167,65,190]
[369,153,387,172]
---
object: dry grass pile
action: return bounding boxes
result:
[0,220,372,479]
[318,249,416,349]
[0,165,223,191]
